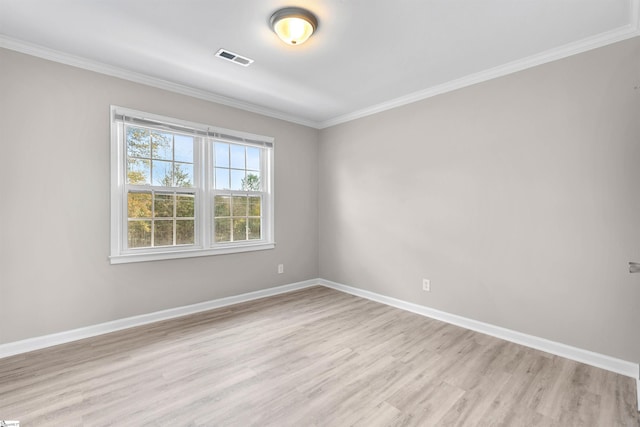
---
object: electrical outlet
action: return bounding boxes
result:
[278,264,284,274]
[422,279,430,292]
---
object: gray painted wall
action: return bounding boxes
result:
[2,37,639,365]
[0,48,319,344]
[318,37,640,363]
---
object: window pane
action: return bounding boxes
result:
[176,195,195,218]
[230,144,245,169]
[126,127,150,158]
[128,220,151,248]
[174,163,193,188]
[232,196,247,217]
[174,134,193,163]
[152,160,173,186]
[154,193,174,218]
[215,218,231,242]
[151,131,173,160]
[248,196,261,216]
[215,143,229,167]
[248,218,261,240]
[128,192,152,218]
[242,172,260,191]
[127,159,150,185]
[154,220,173,246]
[247,147,260,170]
[230,169,245,190]
[214,195,230,217]
[233,218,247,241]
[215,168,230,190]
[176,220,194,245]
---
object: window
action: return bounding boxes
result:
[110,106,274,263]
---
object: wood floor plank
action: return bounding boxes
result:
[0,286,637,426]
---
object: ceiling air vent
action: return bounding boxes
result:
[215,49,254,67]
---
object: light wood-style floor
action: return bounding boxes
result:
[0,286,638,426]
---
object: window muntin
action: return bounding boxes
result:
[213,142,265,244]
[125,126,197,250]
[111,106,274,264]
[213,195,262,243]
[214,143,262,191]
[126,127,195,187]
[127,191,196,248]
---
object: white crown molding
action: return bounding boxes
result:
[0,279,319,359]
[0,35,322,129]
[319,279,640,380]
[3,5,640,133]
[318,18,640,129]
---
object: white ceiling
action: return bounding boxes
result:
[1,1,639,128]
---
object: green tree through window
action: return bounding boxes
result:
[125,126,195,248]
[241,173,260,191]
[214,142,263,242]
[111,107,274,263]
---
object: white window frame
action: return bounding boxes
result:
[110,106,275,264]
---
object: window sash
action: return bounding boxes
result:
[125,188,198,250]
[211,191,267,243]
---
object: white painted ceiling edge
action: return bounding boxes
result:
[1,12,639,130]
[0,35,318,129]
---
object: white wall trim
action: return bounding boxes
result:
[3,15,640,132]
[319,279,640,381]
[318,22,640,129]
[2,276,638,412]
[0,35,320,129]
[0,279,319,359]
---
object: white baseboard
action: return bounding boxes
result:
[319,279,640,381]
[0,279,319,359]
[1,276,639,413]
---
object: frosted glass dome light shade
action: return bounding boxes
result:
[270,7,318,46]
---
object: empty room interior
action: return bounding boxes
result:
[1,1,640,425]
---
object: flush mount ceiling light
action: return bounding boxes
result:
[270,7,318,46]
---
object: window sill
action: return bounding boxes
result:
[109,242,275,264]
